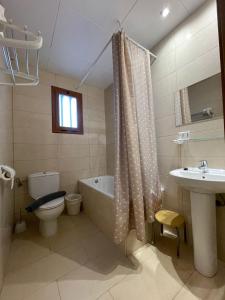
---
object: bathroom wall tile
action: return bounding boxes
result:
[88,85,104,100]
[0,128,13,148]
[155,115,178,138]
[13,94,51,114]
[0,87,13,112]
[58,134,89,145]
[14,84,51,100]
[154,93,175,119]
[158,155,179,176]
[14,159,59,178]
[13,111,51,130]
[181,140,225,158]
[58,144,89,159]
[176,46,221,90]
[38,70,56,87]
[60,170,90,190]
[0,111,13,131]
[152,31,176,59]
[87,95,105,112]
[153,72,177,100]
[175,20,219,70]
[0,68,14,290]
[58,158,90,173]
[90,145,106,157]
[54,74,88,96]
[86,120,106,134]
[0,144,13,164]
[14,144,58,161]
[88,133,106,145]
[151,50,176,82]
[157,137,179,157]
[90,156,106,170]
[14,127,58,145]
[174,0,217,48]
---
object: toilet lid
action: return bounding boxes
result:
[38,197,64,210]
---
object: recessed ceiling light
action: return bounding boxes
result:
[161,7,170,18]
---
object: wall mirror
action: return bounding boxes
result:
[175,73,223,126]
[173,0,225,130]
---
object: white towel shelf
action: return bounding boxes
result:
[0,5,43,86]
[173,136,224,144]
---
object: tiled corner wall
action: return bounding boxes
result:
[0,73,13,288]
[13,70,106,219]
[104,85,114,175]
[151,0,225,261]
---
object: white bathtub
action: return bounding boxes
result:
[80,176,114,199]
[79,175,149,255]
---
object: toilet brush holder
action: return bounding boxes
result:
[15,220,27,234]
[14,208,27,234]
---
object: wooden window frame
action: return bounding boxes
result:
[51,86,83,134]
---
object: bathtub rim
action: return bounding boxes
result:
[79,175,114,199]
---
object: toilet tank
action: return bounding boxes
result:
[28,171,60,199]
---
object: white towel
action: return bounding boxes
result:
[0,5,6,22]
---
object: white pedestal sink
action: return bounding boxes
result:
[170,168,225,277]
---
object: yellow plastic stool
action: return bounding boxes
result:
[152,209,187,257]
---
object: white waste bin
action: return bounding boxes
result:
[65,193,82,216]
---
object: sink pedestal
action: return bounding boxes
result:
[190,191,217,277]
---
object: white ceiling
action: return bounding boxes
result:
[1,0,207,89]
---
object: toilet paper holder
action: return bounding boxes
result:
[0,165,16,189]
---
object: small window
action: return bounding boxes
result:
[51,86,83,134]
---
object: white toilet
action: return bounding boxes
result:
[28,171,65,237]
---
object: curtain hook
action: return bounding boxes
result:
[115,19,123,32]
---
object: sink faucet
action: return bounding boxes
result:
[198,160,208,173]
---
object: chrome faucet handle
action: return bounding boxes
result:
[198,160,208,172]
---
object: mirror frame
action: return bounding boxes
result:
[217,0,225,133]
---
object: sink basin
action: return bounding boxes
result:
[170,167,225,277]
[170,168,225,193]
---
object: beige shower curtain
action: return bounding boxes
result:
[112,32,161,244]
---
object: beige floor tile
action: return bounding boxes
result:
[80,230,123,261]
[23,282,60,300]
[57,214,78,232]
[0,253,79,300]
[58,251,134,300]
[109,241,194,300]
[7,239,51,273]
[49,216,99,252]
[13,219,51,250]
[55,243,89,266]
[133,240,194,284]
[174,262,225,300]
[97,291,114,300]
[109,272,153,300]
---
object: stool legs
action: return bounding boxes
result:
[184,222,187,243]
[151,221,187,258]
[151,222,155,245]
[176,227,180,258]
[160,223,163,236]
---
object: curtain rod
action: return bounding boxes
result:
[75,34,157,90]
